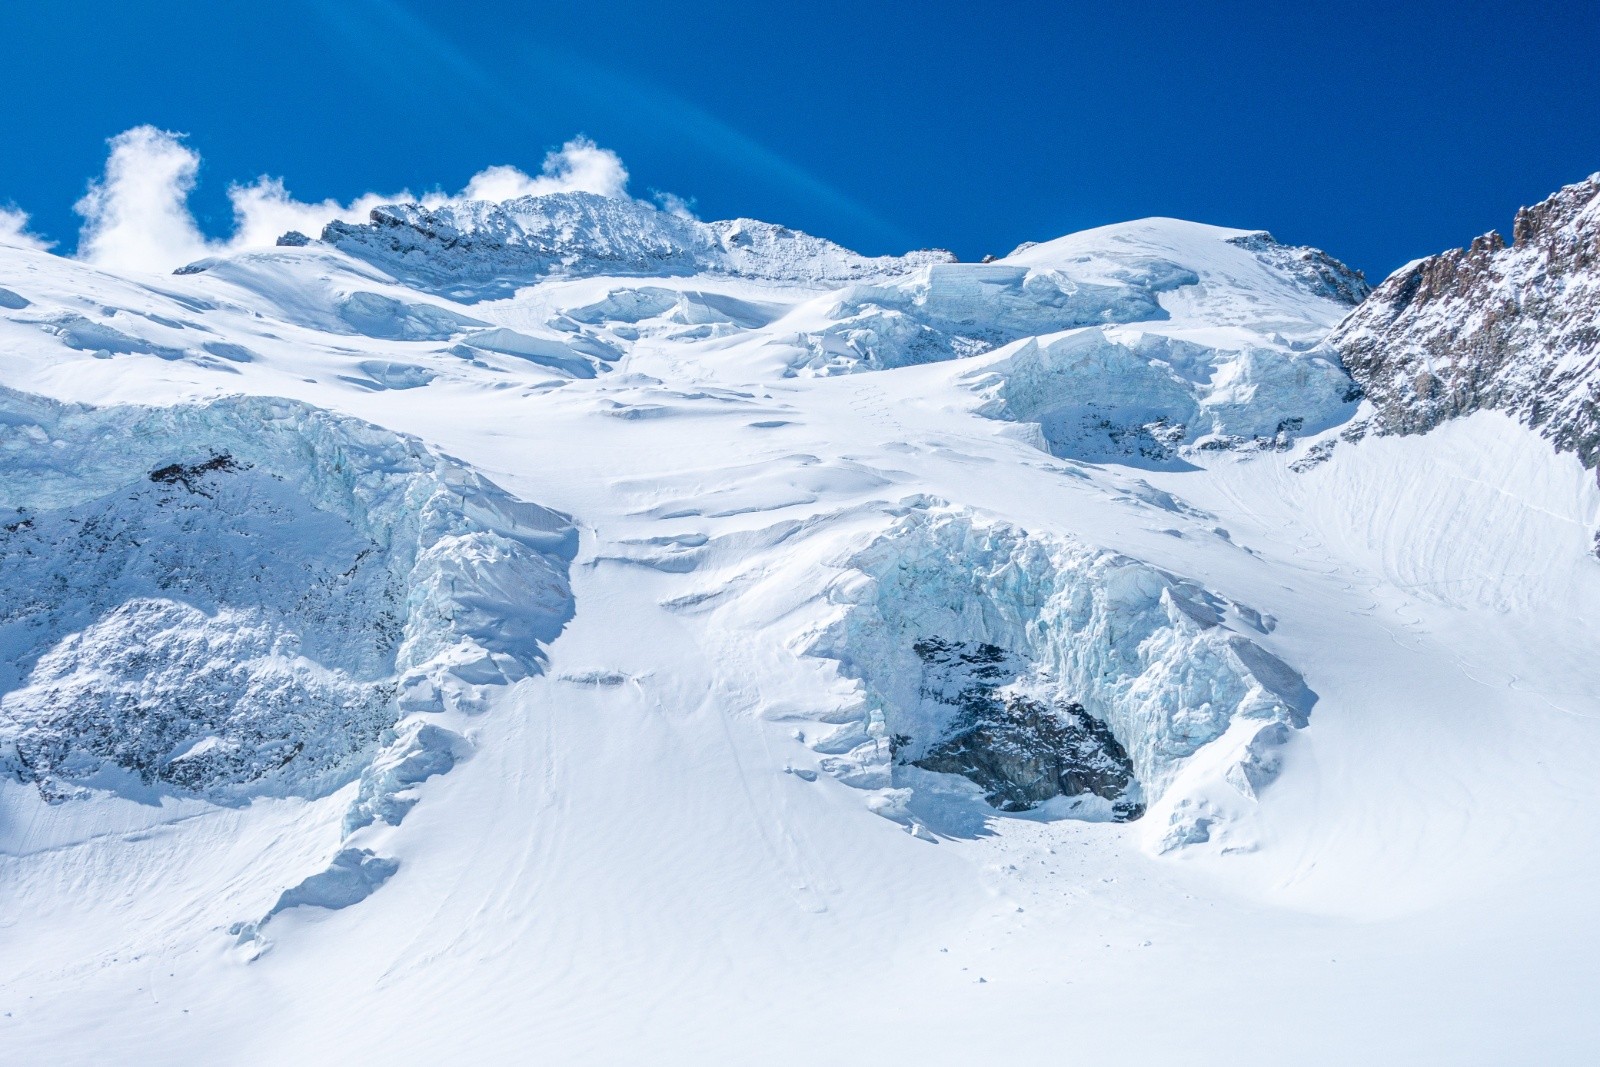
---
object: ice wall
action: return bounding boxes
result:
[808,506,1313,840]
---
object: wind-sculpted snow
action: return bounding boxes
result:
[0,386,575,925]
[450,326,621,378]
[807,506,1313,842]
[336,290,488,340]
[321,190,952,299]
[1331,173,1600,478]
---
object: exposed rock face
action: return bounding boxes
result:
[1225,232,1371,306]
[906,638,1142,818]
[1330,174,1600,474]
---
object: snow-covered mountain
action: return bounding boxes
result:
[308,191,954,298]
[1,176,1597,1064]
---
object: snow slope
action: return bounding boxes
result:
[0,189,1597,1064]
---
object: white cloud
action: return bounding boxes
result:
[71,129,642,273]
[652,190,698,220]
[0,206,52,251]
[75,126,212,273]
[459,137,629,201]
[225,178,407,250]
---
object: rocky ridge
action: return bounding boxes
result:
[317,191,953,298]
[1331,174,1600,477]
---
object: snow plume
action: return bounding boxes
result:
[75,126,211,272]
[0,206,52,251]
[231,137,630,250]
[225,179,402,251]
[72,128,639,273]
[458,137,629,201]
[653,190,698,220]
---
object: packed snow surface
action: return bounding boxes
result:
[0,190,1596,1064]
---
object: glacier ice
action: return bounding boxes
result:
[807,505,1313,833]
[972,328,1357,466]
[788,258,1194,375]
[229,847,401,954]
[0,387,576,807]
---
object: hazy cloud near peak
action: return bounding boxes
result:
[225,180,408,251]
[459,137,629,202]
[71,127,644,273]
[0,206,53,252]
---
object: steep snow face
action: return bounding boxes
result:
[319,191,953,298]
[0,388,576,804]
[807,506,1313,843]
[1331,174,1600,476]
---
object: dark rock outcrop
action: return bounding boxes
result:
[1225,232,1371,306]
[901,638,1143,819]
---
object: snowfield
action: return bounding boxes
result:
[1,187,1597,1064]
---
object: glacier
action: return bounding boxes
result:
[0,173,1597,1065]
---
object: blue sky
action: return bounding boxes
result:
[3,0,1597,278]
